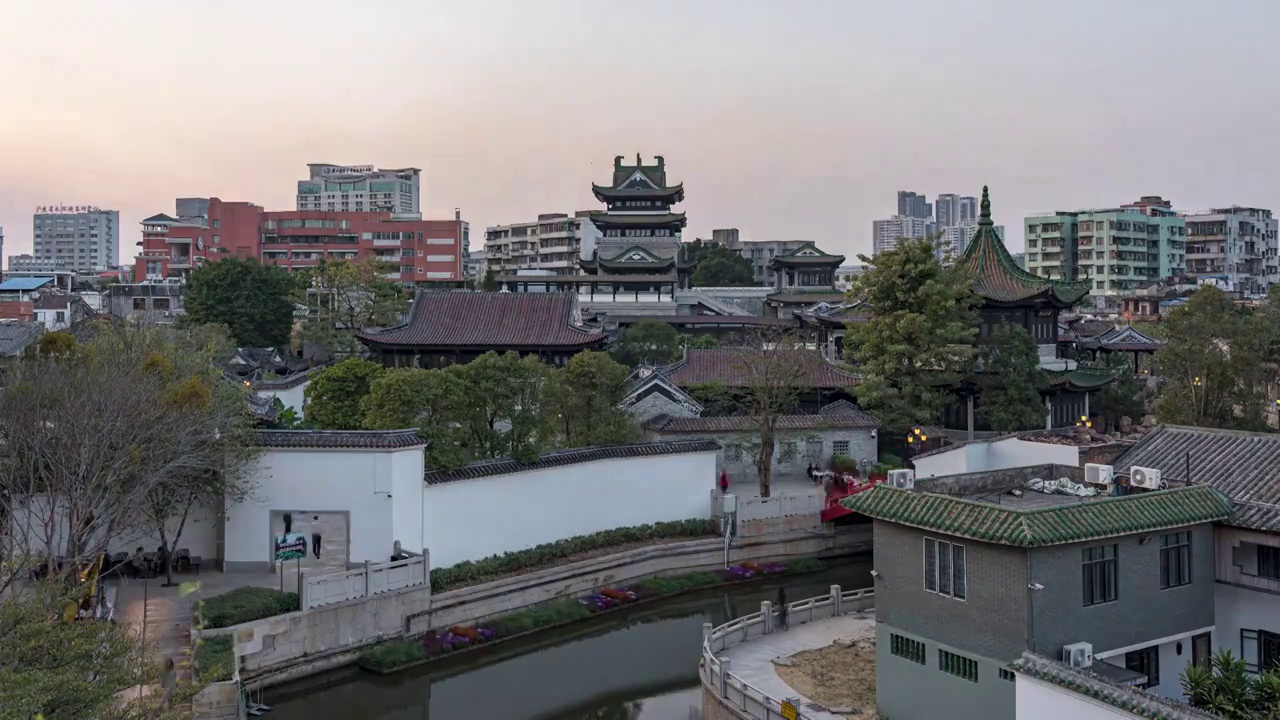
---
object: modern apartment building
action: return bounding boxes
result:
[133,198,466,287]
[873,216,936,255]
[1183,206,1277,296]
[1025,197,1187,296]
[0,226,4,273]
[32,206,120,273]
[483,212,601,277]
[939,221,1004,260]
[7,254,73,273]
[897,191,933,220]
[296,164,422,215]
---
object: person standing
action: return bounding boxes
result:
[311,515,323,560]
[719,470,729,494]
[777,586,789,630]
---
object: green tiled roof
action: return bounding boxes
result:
[842,484,1231,547]
[953,187,1091,307]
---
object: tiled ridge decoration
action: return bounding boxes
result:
[842,484,1231,547]
[252,429,426,450]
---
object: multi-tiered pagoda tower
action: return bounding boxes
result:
[579,154,693,288]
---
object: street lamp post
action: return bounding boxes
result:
[905,426,928,456]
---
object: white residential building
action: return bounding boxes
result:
[872,215,936,255]
[484,212,600,277]
[32,206,120,273]
[1183,206,1278,296]
[296,164,422,215]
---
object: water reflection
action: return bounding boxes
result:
[269,561,869,720]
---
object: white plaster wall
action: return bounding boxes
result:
[1016,676,1138,719]
[1150,639,1193,698]
[224,447,418,567]
[391,448,426,556]
[1215,581,1279,660]
[915,438,1079,478]
[7,495,217,560]
[254,382,308,419]
[422,451,716,568]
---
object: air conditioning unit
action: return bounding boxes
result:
[1084,463,1114,486]
[1062,641,1093,669]
[888,469,915,490]
[1130,466,1163,490]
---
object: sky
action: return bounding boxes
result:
[2,0,1278,266]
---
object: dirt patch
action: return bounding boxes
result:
[774,637,878,719]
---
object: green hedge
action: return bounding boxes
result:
[202,586,300,629]
[429,519,717,592]
[195,635,234,683]
[359,637,424,674]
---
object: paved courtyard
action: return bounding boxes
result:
[113,511,350,663]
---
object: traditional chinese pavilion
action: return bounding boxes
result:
[763,243,847,318]
[578,154,694,292]
[944,187,1115,432]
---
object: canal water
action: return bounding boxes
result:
[266,558,871,720]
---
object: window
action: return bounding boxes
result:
[890,634,925,665]
[939,650,978,682]
[805,441,822,461]
[1082,544,1118,606]
[1124,646,1160,688]
[153,297,170,311]
[832,440,850,457]
[924,538,966,600]
[55,311,66,324]
[1160,532,1192,588]
[999,668,1016,682]
[1258,545,1280,580]
[725,445,743,462]
[132,297,146,310]
[1242,630,1280,674]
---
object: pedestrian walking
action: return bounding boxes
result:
[719,470,729,494]
[777,586,789,630]
[311,515,323,560]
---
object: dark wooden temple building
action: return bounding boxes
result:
[357,291,607,368]
[944,187,1115,433]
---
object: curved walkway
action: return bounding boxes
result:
[722,613,875,719]
[701,587,876,720]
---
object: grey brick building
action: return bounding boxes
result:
[644,400,878,485]
[848,479,1230,720]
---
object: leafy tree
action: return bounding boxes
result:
[36,331,80,359]
[687,381,742,416]
[363,367,469,469]
[118,323,260,586]
[480,266,500,292]
[691,244,755,287]
[304,357,385,429]
[544,351,638,447]
[1094,351,1144,431]
[294,258,407,358]
[266,397,304,429]
[685,333,718,350]
[847,237,979,435]
[186,257,294,347]
[1154,286,1272,430]
[0,323,259,592]
[453,352,548,461]
[975,323,1046,432]
[1183,649,1280,719]
[612,319,684,368]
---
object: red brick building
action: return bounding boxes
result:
[133,197,467,286]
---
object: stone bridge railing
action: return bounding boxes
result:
[699,585,875,720]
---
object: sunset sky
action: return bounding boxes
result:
[2,0,1277,264]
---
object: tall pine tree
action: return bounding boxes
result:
[975,323,1047,432]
